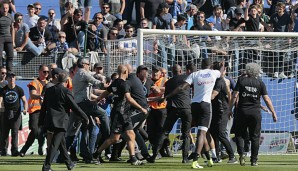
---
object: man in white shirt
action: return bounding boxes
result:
[160,58,222,169]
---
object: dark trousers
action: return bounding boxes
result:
[21,111,45,153]
[235,108,262,163]
[147,108,167,147]
[0,112,21,154]
[209,113,234,159]
[43,129,71,169]
[0,36,14,71]
[125,0,140,25]
[152,107,192,158]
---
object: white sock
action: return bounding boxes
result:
[211,149,217,158]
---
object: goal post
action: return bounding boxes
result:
[137,29,298,154]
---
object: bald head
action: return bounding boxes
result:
[125,64,133,74]
[172,64,182,76]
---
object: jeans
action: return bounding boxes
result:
[0,36,14,71]
[78,100,109,158]
[88,124,99,154]
[25,39,44,56]
[69,31,85,50]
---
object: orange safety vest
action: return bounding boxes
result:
[28,79,47,114]
[148,77,167,109]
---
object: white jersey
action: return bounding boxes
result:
[185,69,220,103]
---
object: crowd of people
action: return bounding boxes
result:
[0,0,285,171]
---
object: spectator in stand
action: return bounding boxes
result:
[229,7,246,31]
[46,9,61,42]
[185,4,198,30]
[0,1,14,72]
[269,2,292,32]
[113,19,126,38]
[78,0,92,22]
[292,2,298,32]
[198,0,221,18]
[153,2,176,71]
[268,2,293,78]
[5,0,16,14]
[167,0,188,23]
[0,72,28,157]
[267,0,286,16]
[100,0,125,20]
[222,0,237,14]
[101,3,117,29]
[59,0,78,18]
[206,5,226,31]
[226,0,245,30]
[14,13,51,56]
[29,17,55,55]
[139,18,150,29]
[23,4,39,29]
[62,9,87,51]
[257,4,271,31]
[87,12,108,52]
[33,2,47,18]
[118,25,137,52]
[108,27,119,40]
[140,0,164,27]
[52,31,76,54]
[60,1,75,27]
[244,2,261,31]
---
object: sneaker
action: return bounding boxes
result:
[251,162,258,166]
[288,72,295,78]
[191,161,203,169]
[220,153,229,160]
[206,159,213,167]
[239,155,245,166]
[279,72,288,79]
[212,157,222,163]
[227,157,238,164]
[273,72,279,78]
[146,156,155,163]
[131,160,145,165]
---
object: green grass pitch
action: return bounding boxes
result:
[0,155,298,171]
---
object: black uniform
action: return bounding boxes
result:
[107,78,133,133]
[152,74,192,160]
[210,77,235,160]
[234,76,267,163]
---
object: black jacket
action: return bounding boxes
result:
[39,83,88,131]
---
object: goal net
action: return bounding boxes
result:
[101,30,298,154]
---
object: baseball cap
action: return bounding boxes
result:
[152,65,161,71]
[159,2,170,9]
[136,65,148,73]
[6,72,16,77]
[27,4,34,8]
[235,7,244,15]
[51,68,63,76]
[81,58,89,65]
[94,62,103,68]
[206,17,215,24]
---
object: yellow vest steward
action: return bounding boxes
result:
[28,79,47,114]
